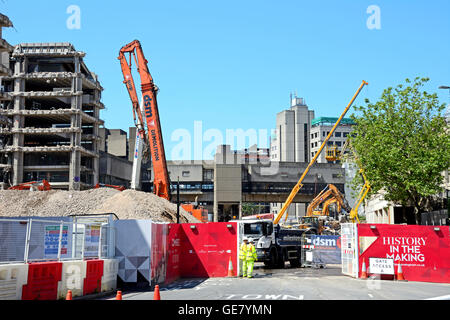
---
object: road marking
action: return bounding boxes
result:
[425,294,450,300]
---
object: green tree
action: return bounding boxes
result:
[349,77,450,223]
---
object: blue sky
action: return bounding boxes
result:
[2,0,449,159]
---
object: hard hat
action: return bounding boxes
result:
[248,238,254,243]
[243,237,248,241]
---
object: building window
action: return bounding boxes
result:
[203,169,213,181]
[336,141,342,146]
[323,131,326,137]
[343,132,349,137]
[335,132,341,137]
[182,171,190,177]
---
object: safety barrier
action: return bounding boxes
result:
[83,259,104,295]
[0,259,118,300]
[357,224,450,283]
[0,263,28,300]
[22,262,63,300]
[57,260,86,299]
[101,259,119,292]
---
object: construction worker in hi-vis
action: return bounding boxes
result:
[246,238,257,278]
[239,237,249,277]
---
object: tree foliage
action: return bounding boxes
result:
[348,77,450,221]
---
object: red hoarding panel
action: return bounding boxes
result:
[83,259,104,295]
[151,223,168,284]
[180,222,237,278]
[358,224,450,283]
[165,224,183,284]
[22,262,62,300]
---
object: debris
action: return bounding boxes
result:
[0,188,200,223]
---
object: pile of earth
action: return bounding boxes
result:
[0,188,199,223]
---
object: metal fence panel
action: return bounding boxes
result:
[0,216,115,264]
[0,220,28,263]
[341,223,358,277]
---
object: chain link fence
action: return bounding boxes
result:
[0,216,115,264]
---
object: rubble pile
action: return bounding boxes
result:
[0,188,199,223]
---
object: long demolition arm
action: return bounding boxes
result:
[118,40,171,200]
[273,80,368,225]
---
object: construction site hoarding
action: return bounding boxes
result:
[179,222,238,278]
[358,224,450,283]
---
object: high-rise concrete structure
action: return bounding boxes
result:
[270,96,315,163]
[269,95,315,220]
[0,42,104,190]
[0,14,13,188]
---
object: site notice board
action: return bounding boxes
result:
[44,225,68,258]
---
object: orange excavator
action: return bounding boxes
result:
[94,183,126,191]
[306,184,351,218]
[118,40,171,201]
[8,179,52,191]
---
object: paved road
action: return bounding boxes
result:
[102,263,450,300]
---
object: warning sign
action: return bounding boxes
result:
[369,257,394,275]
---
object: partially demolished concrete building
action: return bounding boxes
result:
[0,41,105,190]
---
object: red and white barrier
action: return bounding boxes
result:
[0,258,119,300]
[0,263,29,300]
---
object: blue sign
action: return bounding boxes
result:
[311,235,341,264]
[44,225,68,257]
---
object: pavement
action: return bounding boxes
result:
[98,263,450,300]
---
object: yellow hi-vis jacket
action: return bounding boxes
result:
[246,243,257,262]
[239,243,248,260]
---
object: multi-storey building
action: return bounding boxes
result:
[270,95,315,163]
[0,14,13,188]
[269,95,315,220]
[309,117,355,163]
[0,42,104,190]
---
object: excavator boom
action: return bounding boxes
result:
[306,184,350,217]
[118,40,171,200]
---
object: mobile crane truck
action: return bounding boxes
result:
[235,80,368,268]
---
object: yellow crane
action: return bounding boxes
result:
[273,80,368,226]
[321,134,371,224]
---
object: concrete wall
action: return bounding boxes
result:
[99,151,132,184]
[166,162,204,182]
[106,129,127,157]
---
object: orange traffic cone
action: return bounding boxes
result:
[396,262,406,281]
[227,256,235,277]
[66,290,72,300]
[360,259,368,279]
[153,285,161,300]
[115,290,122,300]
